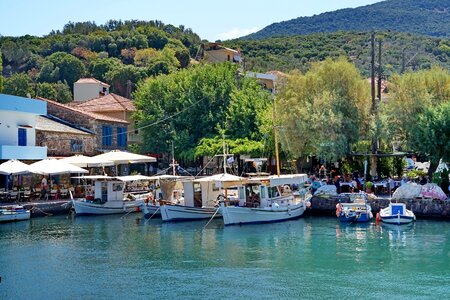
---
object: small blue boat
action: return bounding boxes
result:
[336,193,373,223]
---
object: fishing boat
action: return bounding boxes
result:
[71,175,144,215]
[159,173,245,222]
[141,175,185,218]
[335,193,373,223]
[0,205,31,223]
[379,202,416,225]
[220,174,311,225]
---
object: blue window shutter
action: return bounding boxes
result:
[108,126,112,146]
[102,126,107,146]
[18,128,27,146]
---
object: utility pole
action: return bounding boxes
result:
[272,85,281,176]
[370,32,378,179]
[378,39,382,101]
[126,80,132,99]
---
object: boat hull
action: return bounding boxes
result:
[379,205,416,225]
[73,200,143,215]
[160,204,220,222]
[0,209,31,223]
[143,204,162,218]
[220,203,306,226]
[338,212,372,223]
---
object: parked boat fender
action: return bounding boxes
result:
[335,203,342,217]
[376,212,381,224]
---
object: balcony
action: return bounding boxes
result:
[0,145,47,160]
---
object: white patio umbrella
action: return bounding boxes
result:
[93,150,156,164]
[29,158,89,175]
[0,159,31,192]
[0,159,31,175]
[59,155,114,168]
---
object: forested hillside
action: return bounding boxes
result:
[0,20,201,100]
[226,31,450,76]
[245,0,450,40]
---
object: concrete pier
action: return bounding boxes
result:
[307,195,450,219]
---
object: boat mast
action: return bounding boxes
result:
[170,141,178,176]
[223,135,227,174]
[272,85,281,176]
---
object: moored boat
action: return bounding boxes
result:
[379,202,416,225]
[220,174,311,225]
[0,205,31,223]
[336,193,373,223]
[160,173,245,222]
[71,175,144,215]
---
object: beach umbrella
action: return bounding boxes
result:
[29,158,88,175]
[0,159,30,175]
[59,154,114,168]
[93,150,156,164]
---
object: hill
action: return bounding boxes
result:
[226,31,450,77]
[0,20,202,99]
[244,0,450,40]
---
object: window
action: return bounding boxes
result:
[117,127,127,147]
[18,128,27,146]
[102,125,112,146]
[71,140,83,153]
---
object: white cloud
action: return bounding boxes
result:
[216,27,260,41]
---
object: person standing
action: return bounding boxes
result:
[41,175,48,200]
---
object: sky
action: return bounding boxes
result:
[1,0,382,41]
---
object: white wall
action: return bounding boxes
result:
[0,111,37,146]
[74,83,109,101]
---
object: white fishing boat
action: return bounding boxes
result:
[379,202,416,225]
[160,173,246,222]
[71,175,144,215]
[0,205,31,223]
[141,175,185,218]
[220,174,311,225]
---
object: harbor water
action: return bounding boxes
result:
[1,215,449,299]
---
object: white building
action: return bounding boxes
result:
[74,78,110,102]
[0,93,47,160]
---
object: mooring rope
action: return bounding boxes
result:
[203,207,220,230]
[144,206,160,224]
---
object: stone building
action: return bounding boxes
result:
[38,97,130,153]
[35,115,95,157]
[70,92,141,145]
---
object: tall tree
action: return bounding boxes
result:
[382,67,450,151]
[276,57,370,161]
[410,101,450,175]
[133,63,269,161]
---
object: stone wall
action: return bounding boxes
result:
[308,195,450,219]
[36,131,95,156]
[47,102,128,152]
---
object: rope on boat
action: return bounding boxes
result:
[144,207,160,224]
[203,207,220,230]
[121,209,135,219]
[30,206,53,216]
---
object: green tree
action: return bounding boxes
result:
[3,73,33,97]
[54,81,73,103]
[36,82,57,99]
[0,54,3,93]
[382,67,450,152]
[37,52,86,89]
[105,64,147,97]
[409,101,450,175]
[276,58,370,161]
[133,63,268,161]
[89,57,122,82]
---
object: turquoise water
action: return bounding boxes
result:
[1,215,449,299]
